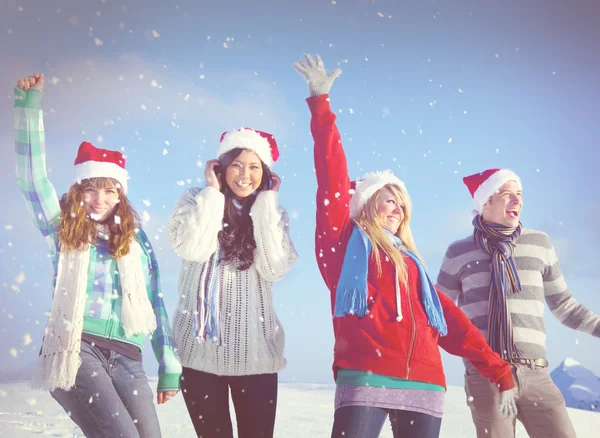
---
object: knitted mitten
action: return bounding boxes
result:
[293,54,342,96]
[499,387,518,417]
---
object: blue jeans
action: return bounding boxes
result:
[331,406,442,438]
[51,341,161,438]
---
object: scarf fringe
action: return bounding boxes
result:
[34,239,155,391]
[31,349,82,392]
[424,303,448,336]
[119,242,157,338]
[334,287,369,318]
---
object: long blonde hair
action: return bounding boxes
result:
[354,184,422,287]
[58,177,139,258]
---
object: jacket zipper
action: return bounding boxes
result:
[405,285,417,379]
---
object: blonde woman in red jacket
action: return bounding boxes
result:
[294,54,518,438]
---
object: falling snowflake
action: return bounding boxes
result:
[14,272,25,284]
[23,333,32,346]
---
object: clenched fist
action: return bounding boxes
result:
[16,73,44,93]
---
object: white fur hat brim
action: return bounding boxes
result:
[218,129,274,168]
[349,170,406,219]
[73,161,129,193]
[472,169,521,214]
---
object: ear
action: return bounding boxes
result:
[481,198,492,218]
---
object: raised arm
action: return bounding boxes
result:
[294,55,350,243]
[14,74,61,248]
[251,175,299,282]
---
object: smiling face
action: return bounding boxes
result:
[376,186,405,234]
[224,149,264,199]
[481,180,523,228]
[82,180,120,222]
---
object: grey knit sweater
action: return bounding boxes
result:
[437,228,600,360]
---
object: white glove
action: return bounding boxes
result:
[499,387,518,417]
[293,54,342,96]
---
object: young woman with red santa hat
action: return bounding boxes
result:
[167,128,298,437]
[293,55,518,438]
[14,73,181,438]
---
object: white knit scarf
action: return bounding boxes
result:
[31,240,157,391]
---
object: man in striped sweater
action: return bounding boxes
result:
[436,168,600,438]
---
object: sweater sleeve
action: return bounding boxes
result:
[436,245,463,303]
[437,290,515,392]
[250,190,299,282]
[14,88,61,252]
[167,186,225,263]
[137,229,182,392]
[543,237,600,337]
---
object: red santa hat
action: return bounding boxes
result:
[218,128,279,168]
[350,170,406,219]
[463,168,522,215]
[73,141,128,193]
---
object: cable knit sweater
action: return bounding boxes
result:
[167,186,298,376]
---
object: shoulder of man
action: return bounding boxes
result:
[443,234,477,259]
[517,227,553,249]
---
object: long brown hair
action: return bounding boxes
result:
[354,183,422,287]
[217,147,273,270]
[58,177,139,258]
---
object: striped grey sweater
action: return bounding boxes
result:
[437,228,600,360]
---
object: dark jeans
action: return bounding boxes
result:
[51,341,161,438]
[180,367,278,438]
[331,406,442,438]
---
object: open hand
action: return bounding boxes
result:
[499,387,518,417]
[293,54,341,96]
[270,172,281,192]
[204,159,221,191]
[16,73,44,93]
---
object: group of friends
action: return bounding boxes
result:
[13,54,600,438]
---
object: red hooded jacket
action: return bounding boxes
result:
[308,94,515,391]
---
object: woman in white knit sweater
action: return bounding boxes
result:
[167,128,298,438]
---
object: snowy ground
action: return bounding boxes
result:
[0,380,598,437]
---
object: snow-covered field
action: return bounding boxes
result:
[0,380,598,437]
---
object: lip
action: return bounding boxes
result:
[236,181,251,188]
[506,210,520,218]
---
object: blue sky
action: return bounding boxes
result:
[0,0,598,385]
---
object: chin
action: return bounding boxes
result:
[231,188,258,199]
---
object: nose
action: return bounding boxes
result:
[94,190,107,205]
[240,167,249,178]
